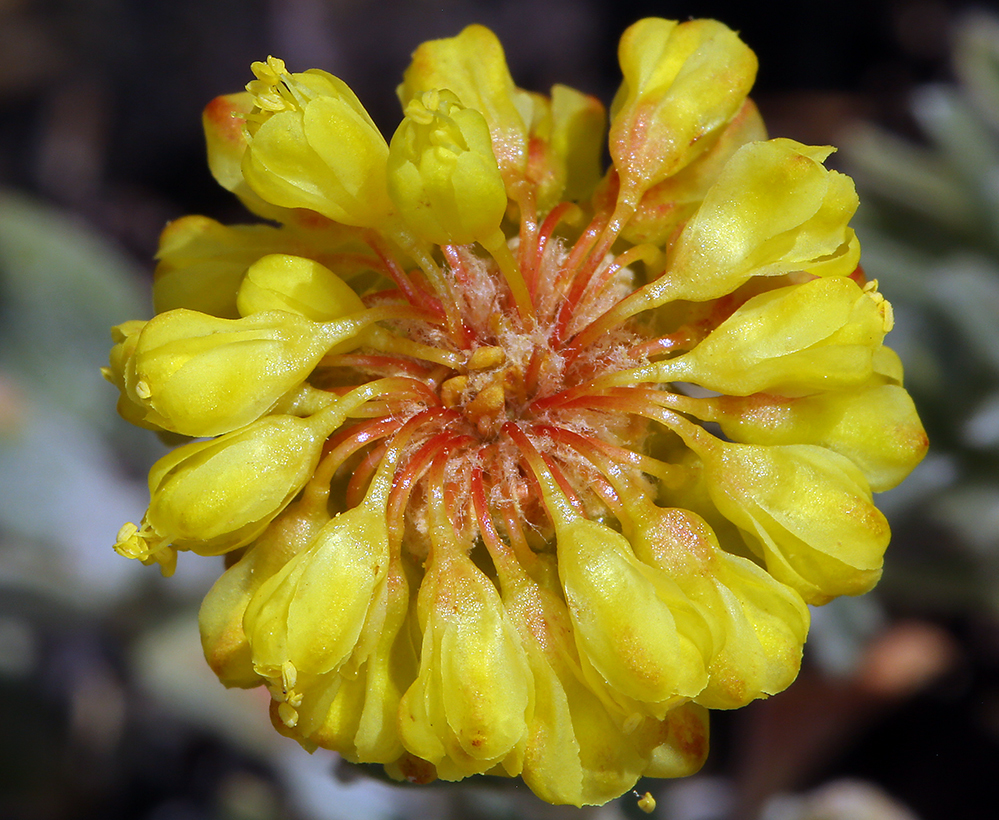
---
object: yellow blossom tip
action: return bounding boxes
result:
[250,56,287,84]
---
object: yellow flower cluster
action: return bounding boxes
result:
[106,19,927,806]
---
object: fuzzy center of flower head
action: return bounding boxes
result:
[107,17,928,809]
[350,232,652,556]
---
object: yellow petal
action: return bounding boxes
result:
[609,18,757,207]
[639,702,710,777]
[620,97,767,245]
[640,277,892,396]
[698,440,891,605]
[667,139,860,301]
[398,24,528,194]
[519,84,607,212]
[387,89,507,246]
[706,384,929,492]
[125,308,359,437]
[155,216,281,319]
[550,84,606,204]
[202,92,301,223]
[236,253,365,321]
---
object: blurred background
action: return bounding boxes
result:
[1,1,998,818]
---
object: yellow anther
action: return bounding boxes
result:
[277,701,299,728]
[637,791,656,813]
[404,90,442,125]
[864,279,894,331]
[467,383,505,419]
[245,56,314,115]
[441,375,468,408]
[467,345,506,371]
[115,521,138,542]
[114,522,146,559]
[281,660,298,691]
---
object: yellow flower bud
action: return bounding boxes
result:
[484,540,615,802]
[665,139,861,301]
[398,25,528,193]
[704,383,929,492]
[399,497,532,779]
[243,503,390,680]
[116,308,362,437]
[515,85,607,212]
[609,18,757,207]
[493,545,708,806]
[199,491,331,688]
[238,452,420,747]
[242,444,404,680]
[696,439,890,605]
[241,57,393,227]
[625,503,809,709]
[307,558,416,763]
[154,216,298,319]
[521,453,712,713]
[236,253,365,320]
[116,410,341,567]
[633,277,892,396]
[523,640,652,805]
[154,213,380,320]
[104,320,161,431]
[554,514,712,711]
[387,89,508,246]
[619,98,767,246]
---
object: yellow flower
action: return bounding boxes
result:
[240,57,394,227]
[104,308,377,437]
[108,17,928,807]
[387,89,508,248]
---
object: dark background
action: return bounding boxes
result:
[0,0,973,263]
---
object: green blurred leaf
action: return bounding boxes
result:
[955,11,999,134]
[0,190,150,435]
